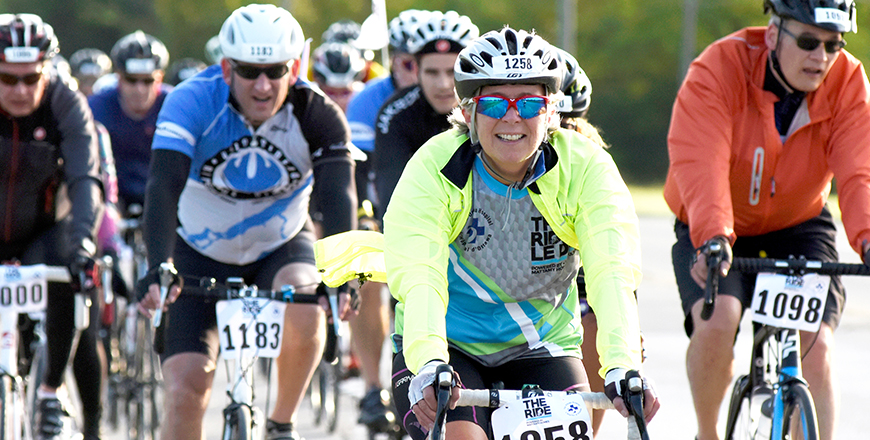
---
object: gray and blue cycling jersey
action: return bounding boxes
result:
[444,157,582,366]
[345,76,395,153]
[151,65,353,265]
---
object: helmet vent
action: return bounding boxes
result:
[504,30,518,55]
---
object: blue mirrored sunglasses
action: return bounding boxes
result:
[473,95,549,120]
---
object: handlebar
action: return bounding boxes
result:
[454,388,645,440]
[702,255,870,321]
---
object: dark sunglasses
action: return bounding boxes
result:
[473,95,549,120]
[123,75,156,85]
[779,25,846,54]
[0,71,42,86]
[228,59,290,80]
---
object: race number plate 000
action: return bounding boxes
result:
[751,273,830,332]
[491,391,594,440]
[0,264,49,313]
[216,298,286,359]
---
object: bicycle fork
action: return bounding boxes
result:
[226,351,264,440]
[770,329,811,440]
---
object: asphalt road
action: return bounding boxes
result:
[100,215,870,440]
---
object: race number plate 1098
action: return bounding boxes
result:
[0,264,49,313]
[216,298,286,359]
[491,391,594,440]
[751,273,830,332]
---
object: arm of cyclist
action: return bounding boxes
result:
[137,148,191,315]
[573,137,658,421]
[56,86,106,290]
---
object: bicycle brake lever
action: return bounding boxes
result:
[153,262,178,328]
[431,364,455,440]
[625,370,650,440]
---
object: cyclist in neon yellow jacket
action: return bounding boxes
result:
[378,27,659,440]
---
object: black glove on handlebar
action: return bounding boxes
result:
[69,254,100,293]
[696,236,732,269]
[135,264,184,301]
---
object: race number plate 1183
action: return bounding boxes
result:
[0,264,49,313]
[491,391,594,440]
[751,273,830,332]
[216,298,286,359]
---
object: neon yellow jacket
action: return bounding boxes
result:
[384,128,643,376]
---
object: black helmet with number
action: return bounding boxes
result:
[454,27,561,100]
[554,48,592,118]
[0,13,59,63]
[110,30,169,74]
[69,48,112,79]
[763,0,856,33]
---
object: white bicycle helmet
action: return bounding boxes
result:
[312,41,366,88]
[204,35,223,65]
[405,10,479,56]
[0,13,59,63]
[554,48,592,118]
[69,48,112,79]
[219,4,304,64]
[454,27,562,100]
[388,9,432,53]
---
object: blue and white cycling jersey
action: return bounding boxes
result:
[345,76,395,153]
[152,65,353,265]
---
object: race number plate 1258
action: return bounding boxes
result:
[491,391,594,440]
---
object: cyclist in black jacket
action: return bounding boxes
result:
[0,13,105,440]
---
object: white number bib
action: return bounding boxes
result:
[216,298,286,359]
[751,273,829,332]
[493,55,534,75]
[491,391,594,440]
[0,264,49,313]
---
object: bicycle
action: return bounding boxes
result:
[103,205,162,440]
[0,263,90,440]
[153,262,327,440]
[702,247,870,440]
[431,364,648,440]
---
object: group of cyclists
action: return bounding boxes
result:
[0,0,867,440]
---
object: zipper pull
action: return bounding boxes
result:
[770,177,776,197]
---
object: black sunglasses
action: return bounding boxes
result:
[0,71,42,86]
[779,25,846,54]
[228,59,290,80]
[123,75,156,85]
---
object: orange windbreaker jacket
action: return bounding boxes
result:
[664,27,870,255]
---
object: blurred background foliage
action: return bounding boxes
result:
[3,0,870,184]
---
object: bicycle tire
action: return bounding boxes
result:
[326,359,341,433]
[781,382,819,440]
[127,313,161,440]
[25,342,47,437]
[222,404,252,440]
[309,363,326,426]
[0,374,12,440]
[723,375,753,440]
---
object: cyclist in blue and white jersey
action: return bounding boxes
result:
[137,4,357,440]
[89,31,171,209]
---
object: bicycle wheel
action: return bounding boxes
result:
[222,404,252,440]
[1,374,12,440]
[724,375,752,440]
[309,363,325,425]
[127,314,161,440]
[325,359,341,433]
[780,382,819,440]
[25,342,47,436]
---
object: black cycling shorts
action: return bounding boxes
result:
[673,206,845,337]
[160,221,317,361]
[391,348,589,440]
